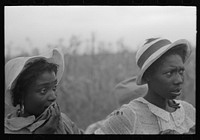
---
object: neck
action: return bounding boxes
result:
[18,110,30,117]
[18,109,38,118]
[144,89,168,110]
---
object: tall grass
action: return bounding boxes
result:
[4,35,196,130]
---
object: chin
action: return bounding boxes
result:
[35,109,47,118]
[168,94,180,100]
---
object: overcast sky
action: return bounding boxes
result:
[5,6,196,56]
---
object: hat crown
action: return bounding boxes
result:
[136,38,171,69]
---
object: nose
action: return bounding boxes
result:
[174,73,184,85]
[48,90,57,102]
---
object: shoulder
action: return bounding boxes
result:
[4,127,31,134]
[177,100,195,121]
[61,112,72,123]
[98,103,138,134]
[60,112,83,134]
[60,112,74,126]
[127,98,153,119]
[128,99,149,111]
[178,100,195,112]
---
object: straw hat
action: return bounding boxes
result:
[5,48,64,106]
[128,38,191,85]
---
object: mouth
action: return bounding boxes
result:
[44,103,52,109]
[170,89,182,95]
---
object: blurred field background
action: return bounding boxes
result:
[4,34,196,130]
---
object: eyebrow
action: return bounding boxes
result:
[37,79,58,87]
[168,65,185,70]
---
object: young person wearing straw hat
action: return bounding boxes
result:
[94,38,195,134]
[4,48,83,134]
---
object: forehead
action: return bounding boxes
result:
[35,71,56,85]
[158,54,184,69]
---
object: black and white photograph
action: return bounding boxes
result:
[5,6,196,134]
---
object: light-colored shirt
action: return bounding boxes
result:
[95,97,195,134]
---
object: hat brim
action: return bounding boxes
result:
[24,48,64,85]
[5,48,64,106]
[136,39,191,85]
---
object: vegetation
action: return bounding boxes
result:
[5,35,196,130]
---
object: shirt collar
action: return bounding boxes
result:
[136,97,185,126]
[5,111,36,131]
[5,105,52,132]
[170,100,185,126]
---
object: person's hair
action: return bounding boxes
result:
[11,59,58,107]
[143,44,187,82]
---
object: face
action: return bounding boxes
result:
[23,71,57,117]
[148,54,185,100]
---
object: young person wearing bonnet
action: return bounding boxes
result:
[4,48,83,134]
[94,38,195,134]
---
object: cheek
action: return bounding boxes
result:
[24,93,47,114]
[151,75,171,92]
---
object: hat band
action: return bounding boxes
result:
[137,39,171,68]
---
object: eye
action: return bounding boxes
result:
[179,69,185,75]
[52,85,57,92]
[166,72,172,77]
[40,88,47,94]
